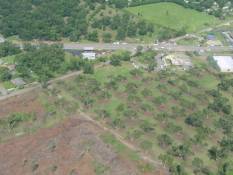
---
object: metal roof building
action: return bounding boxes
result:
[213,56,233,72]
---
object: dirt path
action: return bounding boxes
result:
[78,111,169,174]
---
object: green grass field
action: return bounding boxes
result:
[127,2,219,32]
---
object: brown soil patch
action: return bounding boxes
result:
[0,89,45,118]
[0,117,140,175]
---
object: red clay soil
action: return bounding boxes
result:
[0,117,141,175]
[0,89,45,118]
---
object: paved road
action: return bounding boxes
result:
[64,42,233,52]
[23,40,233,52]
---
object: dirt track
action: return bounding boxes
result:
[78,111,167,169]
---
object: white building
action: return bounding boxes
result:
[213,56,233,72]
[82,52,96,60]
[0,36,5,43]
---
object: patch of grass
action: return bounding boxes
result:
[1,55,16,64]
[94,63,133,83]
[196,74,219,89]
[2,81,16,89]
[93,161,109,175]
[101,133,140,161]
[127,2,219,32]
[0,113,35,130]
[177,38,200,46]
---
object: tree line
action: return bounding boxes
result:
[0,0,153,41]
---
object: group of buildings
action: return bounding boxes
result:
[156,53,193,71]
[0,62,26,96]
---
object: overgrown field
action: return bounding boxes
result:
[53,59,233,174]
[127,2,219,33]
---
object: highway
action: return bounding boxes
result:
[63,42,233,52]
[63,20,233,53]
[12,34,233,53]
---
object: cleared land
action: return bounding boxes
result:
[127,2,219,32]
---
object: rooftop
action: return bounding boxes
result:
[0,36,4,43]
[11,78,26,86]
[213,56,233,72]
[82,52,96,60]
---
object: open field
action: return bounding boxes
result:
[127,2,220,33]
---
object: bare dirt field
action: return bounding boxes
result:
[0,89,45,119]
[0,117,141,175]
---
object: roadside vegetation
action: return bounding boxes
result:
[0,42,94,87]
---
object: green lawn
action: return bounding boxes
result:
[1,55,16,64]
[94,63,133,83]
[2,81,16,89]
[177,37,200,46]
[127,2,219,32]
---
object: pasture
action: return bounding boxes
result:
[127,2,219,32]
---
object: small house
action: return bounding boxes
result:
[207,34,215,40]
[7,64,16,71]
[82,52,96,60]
[0,87,7,96]
[82,47,96,60]
[11,78,26,87]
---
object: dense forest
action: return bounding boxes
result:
[0,0,154,41]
